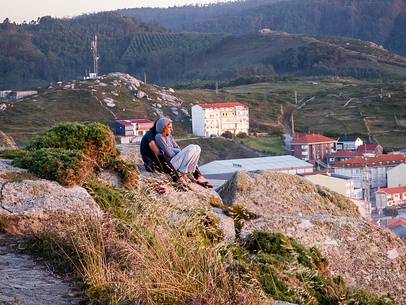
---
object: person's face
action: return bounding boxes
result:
[163,123,173,136]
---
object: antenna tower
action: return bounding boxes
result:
[91,35,99,77]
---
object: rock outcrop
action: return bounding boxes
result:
[0,159,101,233]
[0,131,17,151]
[218,171,406,304]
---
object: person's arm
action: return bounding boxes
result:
[149,140,161,156]
[169,135,181,154]
[155,134,176,158]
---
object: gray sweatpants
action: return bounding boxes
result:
[170,144,201,174]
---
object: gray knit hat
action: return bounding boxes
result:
[156,117,172,133]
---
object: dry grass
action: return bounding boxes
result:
[20,191,267,305]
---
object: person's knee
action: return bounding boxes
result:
[193,145,201,153]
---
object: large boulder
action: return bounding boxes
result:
[218,171,406,303]
[0,160,101,233]
[139,171,235,243]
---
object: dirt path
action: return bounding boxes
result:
[0,234,85,305]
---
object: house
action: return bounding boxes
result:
[387,163,406,188]
[0,90,12,99]
[327,150,362,166]
[356,143,383,155]
[290,134,336,163]
[115,119,154,144]
[376,187,406,212]
[199,155,313,188]
[336,136,364,151]
[335,155,406,196]
[9,91,38,100]
[191,102,249,137]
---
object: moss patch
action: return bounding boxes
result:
[230,231,396,305]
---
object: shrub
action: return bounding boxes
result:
[13,122,139,188]
[221,131,233,139]
[383,206,399,218]
[0,149,29,159]
[14,148,93,186]
[236,132,248,138]
[27,122,118,167]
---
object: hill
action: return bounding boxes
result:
[3,12,406,89]
[1,73,405,150]
[0,12,164,90]
[120,0,406,55]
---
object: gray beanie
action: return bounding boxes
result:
[156,117,172,133]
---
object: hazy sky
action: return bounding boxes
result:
[1,0,229,23]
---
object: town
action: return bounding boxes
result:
[114,102,406,242]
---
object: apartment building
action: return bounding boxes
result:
[191,102,249,137]
[291,134,336,163]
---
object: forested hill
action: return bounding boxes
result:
[3,9,406,90]
[120,0,406,55]
[0,12,164,89]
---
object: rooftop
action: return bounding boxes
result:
[194,102,248,109]
[335,154,406,168]
[337,135,363,142]
[116,119,154,127]
[292,134,336,144]
[357,144,381,152]
[377,186,406,195]
[200,155,313,176]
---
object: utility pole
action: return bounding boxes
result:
[144,72,147,85]
[294,90,298,105]
[291,112,295,137]
[215,81,219,95]
[362,160,372,219]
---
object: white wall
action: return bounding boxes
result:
[192,105,206,136]
[388,164,406,188]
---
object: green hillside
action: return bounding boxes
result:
[121,0,406,55]
[2,12,406,89]
[1,74,405,150]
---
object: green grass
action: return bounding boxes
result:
[240,135,286,155]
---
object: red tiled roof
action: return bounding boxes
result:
[116,119,153,127]
[387,219,406,230]
[377,186,406,195]
[292,134,336,144]
[335,154,406,168]
[329,150,362,157]
[196,102,247,109]
[357,144,381,152]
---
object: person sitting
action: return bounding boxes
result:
[140,120,180,183]
[154,117,212,188]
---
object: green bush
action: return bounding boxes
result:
[221,131,233,139]
[0,149,29,159]
[12,122,139,188]
[14,148,92,186]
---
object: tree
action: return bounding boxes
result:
[383,206,398,218]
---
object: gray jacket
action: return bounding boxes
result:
[155,134,181,158]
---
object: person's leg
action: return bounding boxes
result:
[170,144,200,174]
[158,153,180,182]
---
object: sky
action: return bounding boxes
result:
[0,0,229,23]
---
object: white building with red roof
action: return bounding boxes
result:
[290,134,336,163]
[191,102,249,137]
[115,119,154,144]
[376,186,406,211]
